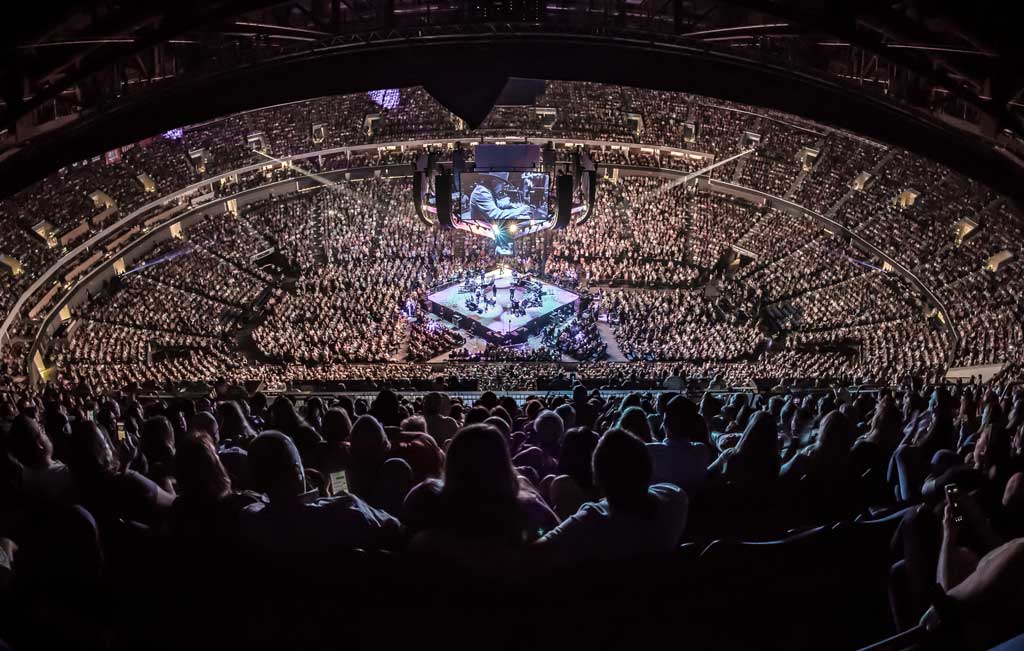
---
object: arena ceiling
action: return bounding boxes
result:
[1,0,1022,200]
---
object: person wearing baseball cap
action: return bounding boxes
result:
[469,172,532,222]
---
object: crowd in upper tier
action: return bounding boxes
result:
[0,81,1022,392]
[14,164,1012,394]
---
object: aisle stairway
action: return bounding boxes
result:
[730,119,761,184]
[392,323,411,362]
[825,148,897,219]
[597,319,628,362]
[785,136,826,199]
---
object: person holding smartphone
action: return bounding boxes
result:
[922,532,1024,650]
[241,431,403,558]
[938,484,1004,592]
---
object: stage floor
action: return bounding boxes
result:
[427,269,579,334]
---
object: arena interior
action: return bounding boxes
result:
[1,2,1023,650]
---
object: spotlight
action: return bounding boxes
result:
[508,223,518,233]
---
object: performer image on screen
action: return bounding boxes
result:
[469,172,533,222]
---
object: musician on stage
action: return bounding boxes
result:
[469,172,532,222]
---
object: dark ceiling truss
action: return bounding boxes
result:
[3,0,301,128]
[700,0,1019,136]
[0,21,1021,202]
[0,0,1020,196]
[4,1,1019,133]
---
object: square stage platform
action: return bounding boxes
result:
[426,269,579,343]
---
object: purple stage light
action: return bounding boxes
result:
[368,89,401,110]
[124,244,193,276]
[162,128,184,140]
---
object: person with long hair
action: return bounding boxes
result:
[571,385,597,429]
[421,392,458,445]
[782,410,861,517]
[403,424,557,553]
[303,397,325,432]
[167,433,258,541]
[369,390,403,429]
[781,410,854,483]
[317,408,353,478]
[513,410,563,479]
[140,416,177,495]
[857,398,904,459]
[267,397,310,440]
[617,406,654,443]
[954,391,980,451]
[216,401,257,447]
[851,396,904,490]
[347,415,413,515]
[893,392,956,502]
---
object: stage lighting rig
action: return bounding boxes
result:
[413,142,596,254]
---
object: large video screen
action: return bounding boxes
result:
[457,171,550,223]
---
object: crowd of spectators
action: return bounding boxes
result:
[541,305,607,362]
[406,319,466,363]
[5,156,1018,393]
[737,118,822,197]
[2,81,1023,397]
[449,343,560,363]
[3,377,1024,648]
[608,288,764,363]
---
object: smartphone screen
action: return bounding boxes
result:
[116,422,127,442]
[330,470,348,495]
[945,484,963,523]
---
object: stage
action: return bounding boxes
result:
[426,268,579,344]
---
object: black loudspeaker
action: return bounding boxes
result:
[412,172,434,226]
[412,170,423,199]
[554,174,573,229]
[435,171,455,229]
[542,146,556,169]
[452,148,465,172]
